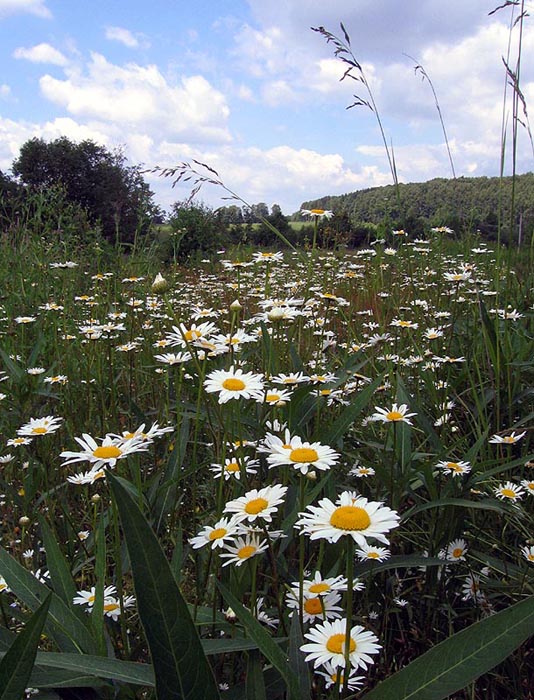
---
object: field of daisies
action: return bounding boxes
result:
[0,221,533,700]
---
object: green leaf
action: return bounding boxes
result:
[0,547,96,654]
[91,514,106,654]
[361,595,534,700]
[246,650,267,700]
[0,651,155,687]
[318,375,384,445]
[38,516,78,607]
[216,582,300,700]
[288,614,311,699]
[0,593,51,700]
[108,472,220,700]
[400,498,515,522]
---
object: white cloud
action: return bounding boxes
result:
[0,84,11,99]
[38,53,232,143]
[13,43,68,66]
[0,0,50,18]
[105,26,149,49]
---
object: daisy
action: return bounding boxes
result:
[356,543,390,562]
[370,403,416,425]
[114,423,174,443]
[189,517,240,550]
[258,388,294,405]
[209,456,259,481]
[494,481,525,501]
[0,576,10,594]
[446,538,468,562]
[285,589,343,623]
[166,321,218,348]
[489,431,526,444]
[315,662,365,692]
[437,460,471,477]
[224,484,287,523]
[296,491,400,546]
[17,416,63,437]
[7,437,33,447]
[67,467,106,485]
[270,371,309,385]
[349,464,375,478]
[154,352,192,365]
[60,433,149,469]
[520,479,534,495]
[219,534,268,567]
[267,436,339,475]
[299,572,350,597]
[204,366,264,404]
[300,208,333,219]
[73,585,117,607]
[520,545,534,563]
[103,595,136,620]
[301,618,381,670]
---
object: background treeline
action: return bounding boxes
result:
[2,136,533,259]
[299,173,534,244]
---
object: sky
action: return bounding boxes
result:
[1,0,534,215]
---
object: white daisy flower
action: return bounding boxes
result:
[267,435,339,475]
[301,618,381,670]
[296,491,400,546]
[60,433,149,469]
[219,535,268,567]
[285,588,343,623]
[189,517,240,550]
[494,481,525,501]
[446,538,468,562]
[489,431,526,444]
[204,366,264,404]
[224,484,287,523]
[17,416,63,437]
[370,403,416,425]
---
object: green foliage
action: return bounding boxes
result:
[361,595,534,700]
[12,136,157,244]
[108,473,221,700]
[301,173,534,242]
[164,202,228,260]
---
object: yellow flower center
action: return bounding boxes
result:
[310,209,325,215]
[93,446,122,459]
[237,545,256,559]
[303,597,323,615]
[308,582,330,594]
[222,378,246,391]
[225,462,240,473]
[386,411,404,421]
[184,329,201,341]
[245,497,268,515]
[266,393,280,402]
[32,427,48,434]
[330,505,371,531]
[290,447,319,463]
[500,488,517,498]
[452,548,463,558]
[103,602,119,612]
[208,528,227,541]
[503,436,516,444]
[326,633,356,654]
[367,551,380,559]
[447,462,461,471]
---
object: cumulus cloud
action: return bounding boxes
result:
[105,26,149,49]
[39,53,232,143]
[0,0,51,18]
[13,43,68,66]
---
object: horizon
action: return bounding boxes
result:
[1,0,533,215]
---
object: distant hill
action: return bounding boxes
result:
[298,173,534,241]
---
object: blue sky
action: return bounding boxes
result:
[1,0,533,214]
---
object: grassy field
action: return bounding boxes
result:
[0,226,533,699]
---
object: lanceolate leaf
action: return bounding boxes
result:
[0,547,96,654]
[0,594,51,700]
[108,472,220,700]
[216,582,300,700]
[361,595,534,700]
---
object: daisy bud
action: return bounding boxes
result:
[19,516,30,526]
[91,494,101,503]
[267,307,286,322]
[306,470,317,481]
[151,273,169,294]
[230,299,242,311]
[224,607,237,623]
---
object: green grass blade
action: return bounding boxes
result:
[361,595,534,700]
[0,546,96,654]
[246,650,267,700]
[216,581,300,700]
[38,516,78,607]
[108,472,220,700]
[0,593,51,700]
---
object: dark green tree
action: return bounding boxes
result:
[166,202,227,260]
[12,137,157,244]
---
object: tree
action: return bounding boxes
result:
[166,202,227,260]
[12,137,157,244]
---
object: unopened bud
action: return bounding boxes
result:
[151,273,169,294]
[19,516,30,526]
[230,299,242,311]
[91,494,101,503]
[267,307,285,322]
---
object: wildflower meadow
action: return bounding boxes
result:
[1,7,534,700]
